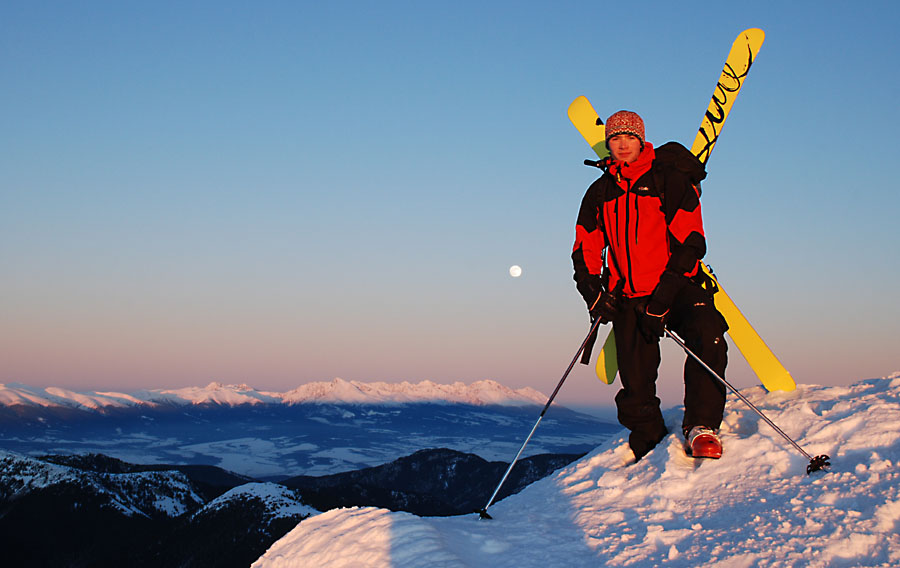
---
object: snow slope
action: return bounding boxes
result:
[195,482,319,521]
[0,451,205,518]
[253,374,900,568]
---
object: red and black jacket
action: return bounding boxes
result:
[572,142,708,307]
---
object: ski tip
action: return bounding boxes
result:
[569,94,588,103]
[739,28,766,50]
[568,95,601,121]
[567,95,588,112]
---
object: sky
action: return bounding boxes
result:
[2,1,899,411]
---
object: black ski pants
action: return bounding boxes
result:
[613,281,728,459]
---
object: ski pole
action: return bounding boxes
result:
[664,328,830,475]
[477,314,607,520]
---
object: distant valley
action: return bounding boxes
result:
[0,379,618,478]
[0,379,618,567]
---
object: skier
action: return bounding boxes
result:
[572,110,729,461]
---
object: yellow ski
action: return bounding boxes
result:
[692,28,766,166]
[595,330,617,385]
[570,28,795,392]
[700,264,795,391]
[568,95,618,384]
[567,96,609,160]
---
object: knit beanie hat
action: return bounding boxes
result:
[605,110,645,149]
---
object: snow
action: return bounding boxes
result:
[103,470,204,517]
[281,378,547,406]
[253,375,900,568]
[0,451,205,518]
[141,381,283,406]
[177,438,306,478]
[198,482,319,521]
[0,382,142,409]
[0,450,79,490]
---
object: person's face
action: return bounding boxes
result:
[608,134,642,163]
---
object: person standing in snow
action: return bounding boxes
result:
[571,110,729,461]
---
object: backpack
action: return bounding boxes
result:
[652,141,707,202]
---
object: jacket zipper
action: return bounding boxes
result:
[623,177,636,296]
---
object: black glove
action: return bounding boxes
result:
[590,290,620,324]
[636,270,686,341]
[637,298,668,342]
[587,278,624,323]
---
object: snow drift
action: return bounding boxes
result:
[252,374,900,568]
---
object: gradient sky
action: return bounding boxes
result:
[2,1,899,411]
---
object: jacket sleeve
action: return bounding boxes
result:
[647,169,707,310]
[572,180,607,307]
[662,169,707,277]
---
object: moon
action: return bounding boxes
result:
[509,265,523,278]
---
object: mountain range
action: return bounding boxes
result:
[0,378,615,566]
[0,379,616,479]
[0,377,550,408]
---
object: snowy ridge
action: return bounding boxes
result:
[0,383,145,410]
[281,378,547,406]
[0,451,204,518]
[252,374,900,568]
[197,482,319,522]
[0,379,546,410]
[140,382,283,406]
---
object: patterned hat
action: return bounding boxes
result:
[605,110,645,148]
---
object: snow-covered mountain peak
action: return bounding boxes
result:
[0,379,548,410]
[281,378,373,404]
[0,450,204,518]
[197,482,318,522]
[0,382,141,410]
[280,378,547,406]
[143,382,282,406]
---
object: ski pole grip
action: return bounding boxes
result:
[584,158,610,170]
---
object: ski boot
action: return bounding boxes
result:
[685,426,722,459]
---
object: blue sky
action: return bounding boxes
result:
[2,1,898,410]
